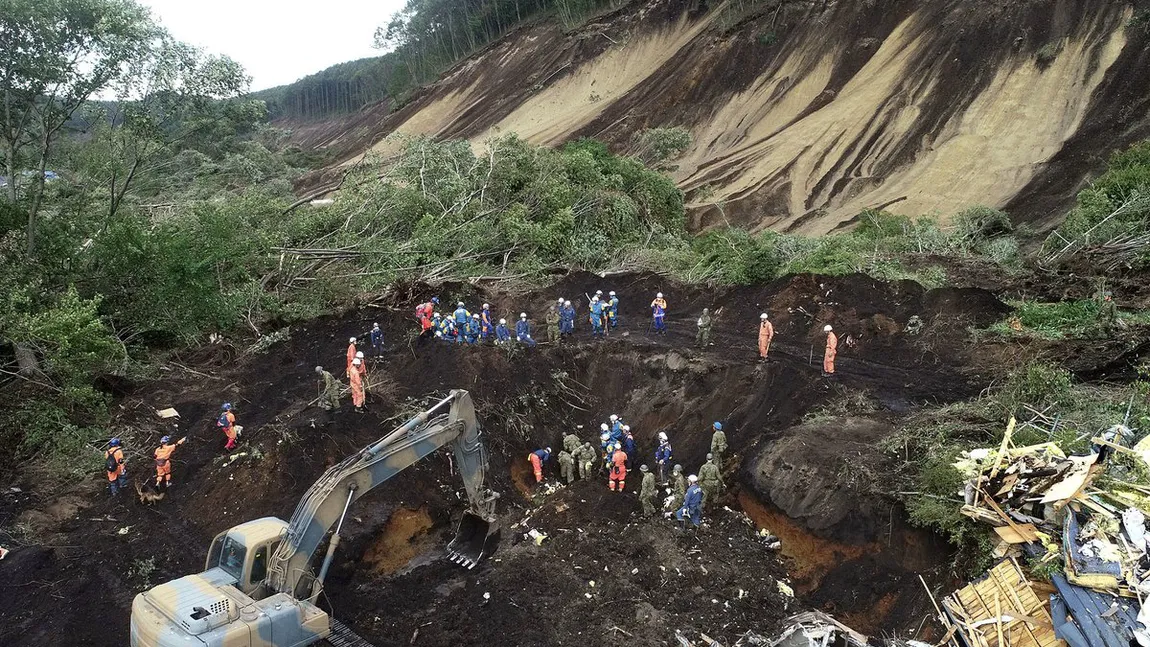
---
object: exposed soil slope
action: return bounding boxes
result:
[2,271,1143,646]
[290,0,1150,233]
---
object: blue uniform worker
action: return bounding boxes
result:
[480,304,494,339]
[495,319,512,344]
[437,315,455,342]
[608,291,620,328]
[369,323,384,356]
[516,313,536,347]
[560,300,576,336]
[464,314,481,344]
[589,298,605,336]
[677,478,703,527]
[651,292,667,334]
[621,427,635,468]
[608,416,623,442]
[655,432,673,483]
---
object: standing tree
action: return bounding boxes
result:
[0,0,156,255]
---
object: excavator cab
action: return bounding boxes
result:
[447,511,499,568]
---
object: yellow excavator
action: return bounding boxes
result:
[130,390,499,647]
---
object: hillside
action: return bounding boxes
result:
[287,0,1150,234]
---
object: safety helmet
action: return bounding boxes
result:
[315,365,323,373]
[596,290,603,295]
[355,351,364,359]
[622,425,631,432]
[688,475,698,483]
[657,292,663,298]
[824,324,833,332]
[601,423,609,431]
[592,295,599,302]
[713,422,722,430]
[658,432,667,442]
[601,432,610,441]
[473,313,480,319]
[161,435,171,444]
[545,447,552,454]
[609,414,618,422]
[222,402,232,411]
[760,313,768,320]
[349,336,356,343]
[520,313,527,319]
[483,303,490,309]
[706,453,713,460]
[433,312,441,318]
[435,331,443,338]
[609,291,616,296]
[499,318,507,324]
[109,438,121,447]
[564,300,572,306]
[673,464,682,472]
[558,297,564,303]
[432,297,440,304]
[458,301,465,307]
[640,464,649,472]
[352,358,361,366]
[373,322,379,328]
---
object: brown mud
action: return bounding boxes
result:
[1,271,1145,646]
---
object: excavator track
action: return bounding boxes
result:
[321,618,378,647]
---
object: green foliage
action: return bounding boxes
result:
[994,361,1074,413]
[632,127,692,168]
[1035,42,1062,66]
[688,229,781,284]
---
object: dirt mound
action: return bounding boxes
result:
[290,0,1150,233]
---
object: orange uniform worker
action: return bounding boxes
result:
[153,435,187,488]
[349,357,366,413]
[608,446,628,492]
[823,324,838,376]
[758,313,775,360]
[346,337,357,375]
[218,402,238,451]
[528,448,551,483]
[105,437,127,496]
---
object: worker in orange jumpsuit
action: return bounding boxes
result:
[608,445,628,492]
[823,324,837,376]
[349,357,366,413]
[105,437,127,496]
[758,313,775,361]
[153,435,187,488]
[346,337,357,375]
[218,402,238,451]
[528,447,551,483]
[355,350,368,389]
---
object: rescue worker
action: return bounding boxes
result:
[105,438,127,496]
[608,444,627,492]
[545,304,560,343]
[437,313,455,341]
[589,296,605,337]
[607,291,620,328]
[516,313,536,347]
[1099,294,1118,336]
[560,300,576,337]
[370,322,384,357]
[651,292,667,334]
[315,365,341,411]
[346,337,357,374]
[218,402,238,451]
[528,447,551,483]
[639,464,656,516]
[453,302,471,336]
[465,313,481,344]
[710,421,728,472]
[578,442,595,480]
[676,475,703,529]
[823,324,838,376]
[696,307,712,347]
[495,318,511,344]
[559,449,575,484]
[355,351,368,391]
[669,464,686,511]
[480,304,495,340]
[415,297,439,341]
[599,430,612,454]
[698,453,723,511]
[621,426,636,469]
[153,435,187,488]
[758,313,774,360]
[609,415,623,440]
[563,431,581,455]
[654,431,672,484]
[350,357,366,413]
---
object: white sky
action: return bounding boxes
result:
[139,0,407,91]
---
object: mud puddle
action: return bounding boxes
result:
[362,506,437,575]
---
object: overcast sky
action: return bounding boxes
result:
[139,0,407,91]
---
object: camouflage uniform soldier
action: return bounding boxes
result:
[315,366,341,411]
[563,432,581,456]
[698,453,723,512]
[696,308,713,348]
[669,464,686,511]
[578,442,595,480]
[546,305,561,343]
[639,465,657,516]
[559,450,575,484]
[710,422,728,472]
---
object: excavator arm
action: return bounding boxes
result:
[266,390,498,600]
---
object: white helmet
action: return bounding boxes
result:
[564,300,572,306]
[760,313,768,320]
[601,432,609,441]
[483,303,490,309]
[558,297,564,304]
[824,324,833,332]
[520,313,527,319]
[596,290,603,295]
[622,425,630,432]
[349,336,357,343]
[473,313,480,319]
[592,295,599,302]
[499,318,507,324]
[609,291,615,296]
[600,423,609,431]
[609,414,618,422]
[352,358,362,366]
[373,322,379,328]
[355,351,364,358]
[656,292,663,298]
[658,432,667,442]
[688,475,698,483]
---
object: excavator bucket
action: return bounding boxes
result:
[447,512,499,569]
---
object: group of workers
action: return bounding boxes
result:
[414,297,540,346]
[314,327,384,415]
[105,431,190,496]
[528,417,731,531]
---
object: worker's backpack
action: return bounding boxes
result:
[216,412,229,428]
[105,451,119,474]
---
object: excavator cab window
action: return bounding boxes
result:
[249,541,279,586]
[218,536,247,581]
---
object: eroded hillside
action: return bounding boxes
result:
[292,0,1150,234]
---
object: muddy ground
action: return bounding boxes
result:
[1,270,1144,646]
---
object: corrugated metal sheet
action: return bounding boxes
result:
[1050,574,1140,647]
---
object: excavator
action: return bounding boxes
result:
[130,390,499,647]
